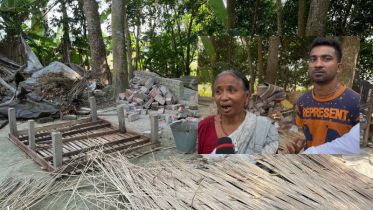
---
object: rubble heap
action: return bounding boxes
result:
[116,75,198,123]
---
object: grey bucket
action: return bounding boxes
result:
[170,121,198,153]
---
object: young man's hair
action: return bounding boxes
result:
[309,37,343,62]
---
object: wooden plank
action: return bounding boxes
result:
[89,96,97,122]
[100,118,149,140]
[43,134,141,161]
[52,132,63,168]
[8,108,18,137]
[8,134,55,172]
[32,123,112,144]
[151,114,159,143]
[18,118,92,136]
[18,120,105,141]
[117,106,126,133]
[28,120,36,151]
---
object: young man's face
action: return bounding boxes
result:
[308,45,343,84]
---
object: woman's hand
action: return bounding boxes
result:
[284,137,306,154]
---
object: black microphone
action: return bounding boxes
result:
[216,137,235,154]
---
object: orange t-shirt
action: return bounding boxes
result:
[296,85,359,150]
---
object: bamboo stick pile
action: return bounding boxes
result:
[1,154,372,209]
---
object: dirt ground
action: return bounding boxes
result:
[0,87,198,183]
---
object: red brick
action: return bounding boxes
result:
[129,104,136,111]
[126,89,133,96]
[151,102,159,108]
[140,86,149,94]
[119,93,126,100]
[157,108,165,114]
[144,97,155,109]
[133,97,144,105]
[150,90,157,98]
[166,95,174,105]
[154,95,165,105]
[186,117,198,123]
[171,105,179,110]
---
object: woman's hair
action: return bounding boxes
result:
[214,70,250,95]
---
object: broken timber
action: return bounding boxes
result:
[7,98,160,173]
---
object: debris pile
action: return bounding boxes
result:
[115,75,198,123]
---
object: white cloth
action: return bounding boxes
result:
[211,111,280,154]
[302,124,360,154]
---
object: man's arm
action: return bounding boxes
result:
[302,124,360,154]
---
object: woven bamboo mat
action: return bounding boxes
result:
[1,154,372,209]
[89,154,373,209]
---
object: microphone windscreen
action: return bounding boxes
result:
[216,137,235,154]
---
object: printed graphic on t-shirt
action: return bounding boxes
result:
[296,85,359,149]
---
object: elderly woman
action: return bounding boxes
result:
[198,70,280,154]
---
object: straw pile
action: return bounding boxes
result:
[1,153,372,209]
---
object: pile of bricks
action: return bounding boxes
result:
[116,78,199,123]
[205,94,293,123]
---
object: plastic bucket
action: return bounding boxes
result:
[170,121,198,153]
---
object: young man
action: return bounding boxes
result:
[288,37,360,154]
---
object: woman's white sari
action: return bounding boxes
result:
[212,111,280,154]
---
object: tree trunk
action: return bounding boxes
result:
[176,18,186,75]
[111,0,129,99]
[185,0,199,76]
[284,67,289,91]
[209,36,217,96]
[252,0,260,34]
[279,37,285,87]
[60,0,72,63]
[227,0,236,30]
[297,0,307,36]
[243,37,254,93]
[340,36,360,88]
[227,37,232,66]
[257,36,263,86]
[265,36,280,85]
[79,0,110,79]
[305,0,330,36]
[276,0,283,36]
[124,0,135,80]
[135,0,141,70]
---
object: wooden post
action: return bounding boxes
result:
[151,114,159,143]
[52,132,63,168]
[28,120,36,151]
[292,104,296,125]
[8,108,18,137]
[117,106,126,133]
[89,96,97,122]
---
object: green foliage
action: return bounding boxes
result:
[200,36,215,60]
[198,83,213,97]
[236,0,277,35]
[209,0,228,28]
[100,8,111,24]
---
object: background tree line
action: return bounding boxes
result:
[198,36,363,97]
[198,0,372,96]
[0,0,210,97]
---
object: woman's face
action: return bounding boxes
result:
[214,74,250,118]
